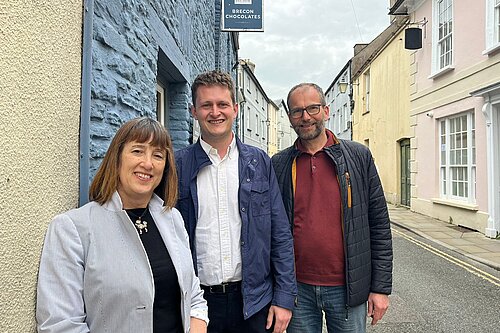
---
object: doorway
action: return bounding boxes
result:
[400,139,411,206]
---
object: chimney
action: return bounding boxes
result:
[353,44,368,56]
[242,59,256,72]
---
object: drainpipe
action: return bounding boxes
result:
[79,0,93,206]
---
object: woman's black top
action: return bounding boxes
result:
[126,208,183,333]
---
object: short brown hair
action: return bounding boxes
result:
[286,83,326,110]
[89,117,178,209]
[191,70,236,106]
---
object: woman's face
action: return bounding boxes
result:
[117,139,166,208]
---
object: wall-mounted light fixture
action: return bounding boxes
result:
[338,81,359,94]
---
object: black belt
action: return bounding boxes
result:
[201,281,241,294]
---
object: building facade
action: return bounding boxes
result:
[268,100,279,156]
[274,99,297,151]
[0,1,238,331]
[325,61,353,140]
[390,0,500,237]
[236,59,269,152]
[0,1,83,331]
[85,0,238,202]
[351,16,412,206]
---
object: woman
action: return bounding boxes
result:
[36,117,208,333]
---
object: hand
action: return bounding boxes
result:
[367,293,389,326]
[266,305,292,333]
[190,317,207,333]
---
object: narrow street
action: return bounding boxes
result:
[365,226,500,333]
[320,225,500,332]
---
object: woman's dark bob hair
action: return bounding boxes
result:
[89,117,178,209]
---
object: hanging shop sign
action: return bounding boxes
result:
[222,0,264,32]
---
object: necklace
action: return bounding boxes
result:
[126,206,149,235]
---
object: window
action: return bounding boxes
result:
[432,0,453,72]
[364,71,370,113]
[496,0,500,42]
[246,106,251,131]
[246,76,251,92]
[156,83,167,126]
[255,114,259,135]
[486,0,500,51]
[439,112,476,202]
[343,103,349,132]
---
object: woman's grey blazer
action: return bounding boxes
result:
[36,192,208,333]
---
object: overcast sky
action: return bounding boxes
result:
[238,0,392,100]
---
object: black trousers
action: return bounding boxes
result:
[202,284,273,333]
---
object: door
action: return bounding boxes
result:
[400,139,411,206]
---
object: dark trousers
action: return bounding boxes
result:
[202,283,273,333]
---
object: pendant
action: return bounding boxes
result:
[134,218,148,234]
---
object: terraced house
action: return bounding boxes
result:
[390,0,500,237]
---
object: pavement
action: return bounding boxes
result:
[388,204,500,271]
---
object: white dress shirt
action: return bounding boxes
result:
[196,136,242,286]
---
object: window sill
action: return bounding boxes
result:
[483,43,500,56]
[428,65,454,80]
[431,198,478,211]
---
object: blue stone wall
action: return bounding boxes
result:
[89,0,238,178]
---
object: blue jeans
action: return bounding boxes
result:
[287,282,367,333]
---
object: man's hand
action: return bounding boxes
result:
[266,305,292,333]
[367,293,389,325]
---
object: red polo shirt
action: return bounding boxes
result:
[293,131,345,286]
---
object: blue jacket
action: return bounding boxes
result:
[175,137,297,319]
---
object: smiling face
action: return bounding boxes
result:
[117,139,166,209]
[191,85,238,146]
[288,86,329,141]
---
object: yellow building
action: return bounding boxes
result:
[267,100,279,156]
[352,17,411,206]
[0,1,82,331]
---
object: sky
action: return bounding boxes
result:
[238,0,392,100]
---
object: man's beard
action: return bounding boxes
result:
[292,120,325,141]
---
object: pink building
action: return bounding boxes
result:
[390,0,500,237]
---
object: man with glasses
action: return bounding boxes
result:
[271,83,393,333]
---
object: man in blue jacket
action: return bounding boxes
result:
[175,70,297,333]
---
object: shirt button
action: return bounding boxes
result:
[241,241,245,246]
[241,207,246,212]
[247,178,251,182]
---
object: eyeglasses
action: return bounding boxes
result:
[289,104,323,119]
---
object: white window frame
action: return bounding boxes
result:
[156,83,167,127]
[343,103,349,132]
[246,75,251,92]
[364,71,370,113]
[485,0,500,53]
[245,106,251,132]
[439,112,476,203]
[431,0,454,75]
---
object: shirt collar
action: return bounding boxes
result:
[296,129,337,154]
[199,133,237,160]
